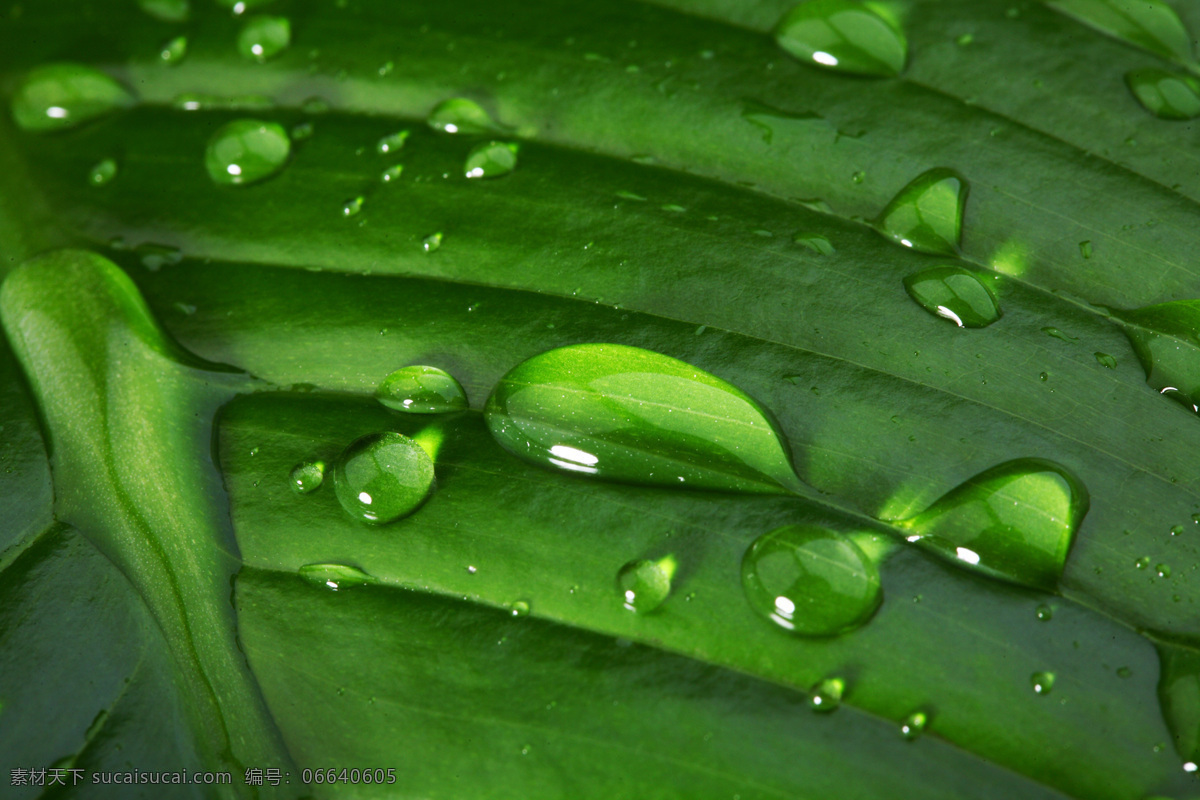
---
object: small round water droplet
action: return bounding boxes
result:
[876,168,967,255]
[793,232,835,255]
[741,524,881,635]
[333,432,435,524]
[1094,352,1117,369]
[1031,671,1055,695]
[381,164,404,182]
[342,196,365,217]
[1039,372,1049,382]
[774,0,907,77]
[1126,69,1200,119]
[205,119,291,186]
[464,141,519,179]
[808,677,844,712]
[422,232,443,253]
[1135,556,1151,569]
[88,158,118,187]
[1157,563,1172,578]
[139,0,190,22]
[900,711,927,740]
[237,15,291,62]
[616,556,675,613]
[903,266,1000,328]
[12,64,136,132]
[1035,603,1053,621]
[1173,524,1186,535]
[376,130,409,154]
[427,97,501,135]
[290,460,325,494]
[376,365,468,414]
[299,563,375,590]
[510,600,531,617]
[160,35,189,65]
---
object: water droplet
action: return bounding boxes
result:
[1031,671,1055,695]
[774,0,907,77]
[291,121,314,141]
[422,232,443,253]
[661,203,687,213]
[376,365,468,414]
[793,232,835,255]
[903,266,1000,328]
[876,168,967,255]
[290,460,325,494]
[1045,0,1195,66]
[851,170,866,184]
[808,677,844,712]
[956,33,974,46]
[1078,240,1093,259]
[1036,603,1053,621]
[1157,563,1172,578]
[427,97,501,135]
[464,141,519,179]
[138,243,183,271]
[741,99,824,144]
[1174,523,1186,535]
[1126,69,1200,120]
[88,158,118,187]
[897,459,1089,590]
[217,0,273,14]
[1039,372,1049,382]
[174,93,274,112]
[1135,556,1151,569]
[159,35,189,65]
[299,563,375,590]
[205,119,291,186]
[742,524,881,635]
[342,196,364,217]
[510,600,531,617]
[615,190,647,201]
[381,164,404,183]
[376,130,409,154]
[12,64,136,132]
[1117,666,1133,678]
[1094,352,1117,369]
[237,15,291,62]
[139,0,190,22]
[616,556,675,613]
[1111,300,1200,411]
[484,343,803,493]
[900,711,927,740]
[333,432,436,524]
[1042,326,1078,343]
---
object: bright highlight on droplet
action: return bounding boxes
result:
[812,51,838,66]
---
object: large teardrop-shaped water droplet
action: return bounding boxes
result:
[741,524,881,635]
[484,343,803,494]
[237,15,291,62]
[205,119,291,186]
[464,141,519,179]
[1157,642,1200,764]
[774,0,907,77]
[427,98,501,135]
[299,563,376,590]
[12,64,136,133]
[333,432,435,524]
[616,556,675,613]
[1045,0,1196,66]
[897,459,1089,590]
[139,0,190,22]
[1125,69,1200,120]
[376,365,468,414]
[903,266,1000,328]
[1111,301,1200,412]
[876,168,968,255]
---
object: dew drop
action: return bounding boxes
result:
[510,600,531,617]
[205,119,291,186]
[774,0,907,77]
[1036,603,1053,621]
[138,243,183,271]
[12,64,136,132]
[484,343,803,493]
[897,459,1089,590]
[290,460,325,494]
[427,97,501,135]
[216,0,274,14]
[139,0,190,22]
[1094,352,1117,369]
[1157,563,1172,578]
[1135,556,1151,569]
[1045,0,1195,66]
[376,365,468,414]
[376,130,409,154]
[793,232,835,255]
[903,266,1000,328]
[900,711,927,740]
[1042,326,1078,343]
[298,563,375,591]
[1126,69,1200,120]
[1078,240,1093,259]
[342,196,365,217]
[1031,671,1055,695]
[422,232,443,253]
[1111,300,1200,411]
[1173,524,1186,535]
[333,432,436,524]
[875,168,968,255]
[159,35,189,65]
[88,158,118,187]
[237,15,291,62]
[381,164,404,183]
[808,677,844,712]
[616,556,675,613]
[741,524,881,635]
[464,141,519,179]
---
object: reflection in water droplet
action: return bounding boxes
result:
[1036,603,1053,621]
[774,0,907,77]
[809,677,844,712]
[376,365,468,414]
[1112,301,1200,412]
[876,168,968,255]
[205,119,291,186]
[484,343,803,494]
[793,232,835,255]
[12,64,136,132]
[742,525,881,635]
[422,232,443,253]
[1126,69,1200,120]
[237,15,291,62]
[160,35,189,65]
[903,266,1000,328]
[900,711,927,740]
[139,0,190,22]
[616,556,675,613]
[299,563,375,590]
[427,97,501,134]
[1031,671,1055,695]
[1045,0,1195,66]
[290,460,325,494]
[333,432,436,524]
[376,130,409,154]
[88,158,118,187]
[897,459,1089,590]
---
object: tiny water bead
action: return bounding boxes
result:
[808,677,844,712]
[160,36,189,65]
[1030,671,1056,695]
[510,600,531,617]
[375,365,469,414]
[427,97,501,134]
[376,130,409,154]
[900,711,927,740]
[381,165,404,183]
[903,266,1000,328]
[464,141,519,179]
[88,158,118,187]
[616,556,676,613]
[484,343,803,494]
[12,64,136,132]
[1045,0,1195,66]
[774,0,907,77]
[333,432,436,524]
[139,0,190,22]
[422,232,443,253]
[217,0,275,14]
[1135,556,1151,569]
[1036,603,1053,621]
[876,168,968,255]
[237,15,291,62]
[1094,352,1117,369]
[741,525,881,636]
[897,459,1089,591]
[290,460,325,494]
[1111,300,1200,412]
[1126,69,1200,120]
[1157,563,1172,578]
[298,563,376,591]
[342,196,365,217]
[291,121,314,141]
[205,119,291,186]
[793,232,835,255]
